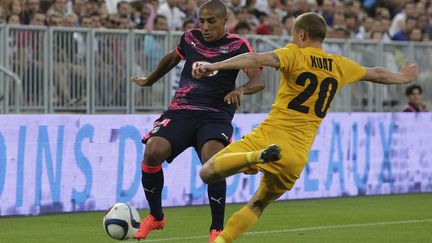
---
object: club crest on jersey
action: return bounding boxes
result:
[220,46,229,54]
[192,61,218,76]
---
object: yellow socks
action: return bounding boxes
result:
[214,206,258,243]
[213,151,261,178]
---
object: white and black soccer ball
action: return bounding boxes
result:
[103,203,141,240]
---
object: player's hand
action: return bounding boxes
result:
[400,60,419,83]
[224,88,243,108]
[131,76,153,87]
[192,64,215,79]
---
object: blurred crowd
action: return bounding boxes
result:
[0,0,431,41]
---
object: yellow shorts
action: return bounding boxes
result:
[218,126,311,193]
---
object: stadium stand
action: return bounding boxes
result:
[0,0,431,113]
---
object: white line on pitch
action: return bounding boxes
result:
[126,218,432,242]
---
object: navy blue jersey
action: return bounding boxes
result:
[169,29,254,119]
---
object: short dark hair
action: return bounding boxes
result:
[6,14,20,22]
[200,0,227,17]
[406,84,422,96]
[154,14,166,25]
[404,1,415,8]
[117,1,129,9]
[282,15,292,24]
[79,15,91,23]
[235,21,250,32]
[406,16,417,23]
[294,12,327,42]
[30,11,45,21]
[182,18,195,28]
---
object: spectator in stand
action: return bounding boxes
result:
[117,17,130,29]
[130,1,149,29]
[389,1,416,37]
[7,14,21,25]
[0,2,6,15]
[228,0,242,14]
[142,15,168,72]
[144,0,159,31]
[409,28,423,42]
[370,31,383,41]
[90,12,103,28]
[347,0,365,20]
[380,17,392,41]
[48,13,64,26]
[182,0,198,23]
[245,0,265,24]
[333,25,350,39]
[282,0,295,18]
[182,17,196,31]
[117,1,131,18]
[267,12,282,35]
[334,0,345,15]
[170,18,197,96]
[415,1,426,15]
[235,21,251,35]
[63,13,78,27]
[30,12,46,26]
[85,0,107,17]
[266,0,284,19]
[157,0,185,31]
[282,15,294,36]
[332,12,345,27]
[427,6,432,39]
[22,0,40,25]
[293,0,310,17]
[375,6,391,19]
[320,0,334,26]
[344,12,358,38]
[9,1,23,16]
[416,14,427,33]
[403,84,428,112]
[362,16,374,33]
[72,0,86,18]
[80,15,92,28]
[48,0,68,15]
[393,16,417,41]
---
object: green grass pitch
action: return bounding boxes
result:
[0,193,431,243]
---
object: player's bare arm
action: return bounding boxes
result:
[192,52,280,79]
[224,67,264,107]
[362,61,419,85]
[131,50,182,87]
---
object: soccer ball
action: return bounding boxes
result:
[103,203,141,240]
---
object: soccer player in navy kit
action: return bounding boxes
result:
[131,0,264,241]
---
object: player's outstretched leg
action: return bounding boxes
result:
[208,180,226,242]
[134,137,171,240]
[213,185,284,243]
[200,140,229,243]
[200,144,281,184]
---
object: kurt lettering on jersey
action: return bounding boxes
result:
[311,55,333,71]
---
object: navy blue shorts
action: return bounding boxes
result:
[142,109,233,163]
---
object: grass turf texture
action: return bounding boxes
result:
[0,193,431,243]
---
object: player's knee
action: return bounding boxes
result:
[199,165,217,184]
[143,143,169,166]
[248,199,269,215]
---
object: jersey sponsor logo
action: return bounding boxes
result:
[220,46,229,54]
[192,61,218,76]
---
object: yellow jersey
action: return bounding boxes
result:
[260,43,366,145]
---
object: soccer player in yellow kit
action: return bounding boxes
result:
[192,12,419,243]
